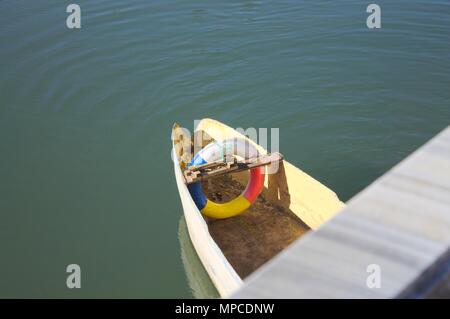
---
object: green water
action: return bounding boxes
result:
[1,0,449,297]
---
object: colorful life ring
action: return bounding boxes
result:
[187,138,265,219]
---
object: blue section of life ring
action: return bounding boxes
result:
[187,154,207,210]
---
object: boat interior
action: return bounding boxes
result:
[174,125,312,278]
[201,173,310,278]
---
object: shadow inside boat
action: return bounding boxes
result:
[204,161,310,279]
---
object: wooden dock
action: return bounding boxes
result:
[233,126,450,298]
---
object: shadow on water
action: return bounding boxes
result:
[178,216,220,299]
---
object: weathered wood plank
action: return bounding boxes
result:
[184,152,283,184]
[233,126,450,299]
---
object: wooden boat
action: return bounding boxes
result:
[172,118,345,297]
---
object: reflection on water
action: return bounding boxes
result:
[178,216,220,299]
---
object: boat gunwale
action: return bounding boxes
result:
[172,146,243,298]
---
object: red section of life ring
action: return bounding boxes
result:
[242,166,265,202]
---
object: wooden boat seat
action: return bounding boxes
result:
[183,152,284,184]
